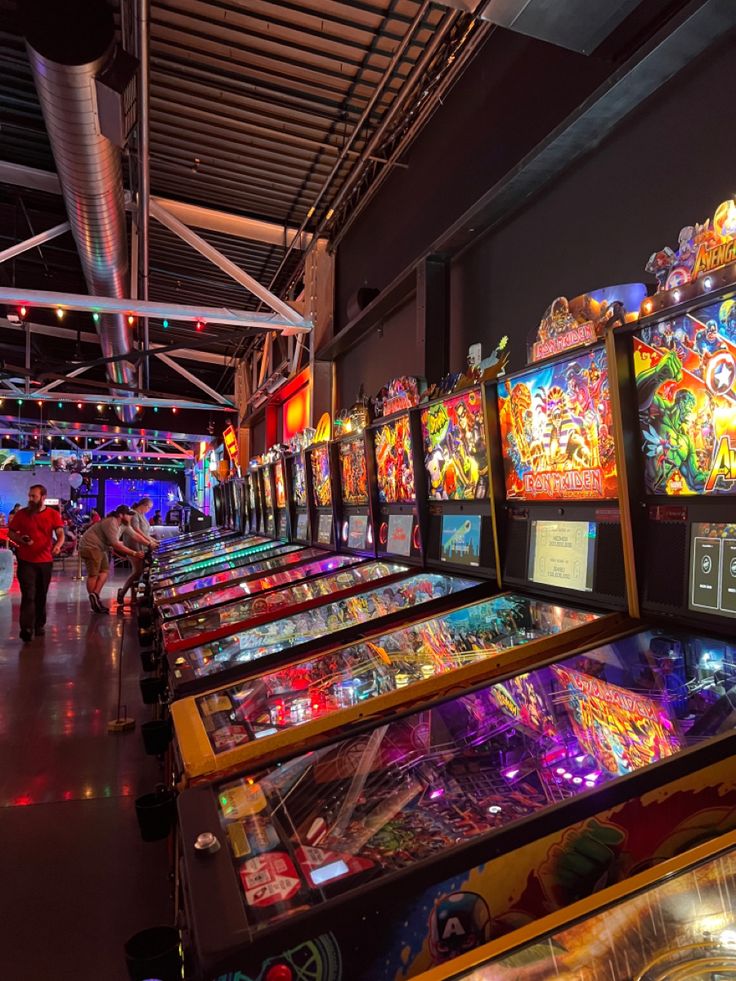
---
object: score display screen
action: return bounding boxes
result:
[373,416,415,504]
[690,522,736,618]
[310,445,332,508]
[338,438,369,506]
[296,512,308,540]
[440,514,481,567]
[497,348,616,501]
[420,390,488,501]
[528,520,596,593]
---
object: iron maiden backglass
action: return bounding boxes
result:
[498,348,616,501]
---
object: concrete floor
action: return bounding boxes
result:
[0,566,171,980]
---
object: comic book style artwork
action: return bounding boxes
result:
[498,349,617,501]
[291,453,307,506]
[645,198,736,292]
[374,416,416,504]
[274,461,286,509]
[551,664,680,776]
[487,671,556,739]
[310,445,332,508]
[421,390,489,501]
[530,284,646,363]
[339,438,369,506]
[635,300,736,495]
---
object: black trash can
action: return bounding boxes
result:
[140,674,166,705]
[139,649,158,673]
[134,787,177,842]
[141,718,173,756]
[124,925,181,980]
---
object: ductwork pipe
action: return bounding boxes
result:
[24,0,138,422]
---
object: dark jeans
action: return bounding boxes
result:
[16,559,53,632]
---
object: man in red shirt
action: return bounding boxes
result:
[9,484,65,642]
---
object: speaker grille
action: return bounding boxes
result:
[594,522,626,598]
[644,520,688,609]
[504,519,528,582]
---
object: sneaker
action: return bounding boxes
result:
[116,588,125,606]
[89,593,99,613]
[95,594,110,614]
[19,628,32,643]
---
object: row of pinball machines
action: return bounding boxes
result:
[132,198,736,981]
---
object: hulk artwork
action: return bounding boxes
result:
[637,349,708,493]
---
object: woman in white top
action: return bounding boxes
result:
[117,497,158,606]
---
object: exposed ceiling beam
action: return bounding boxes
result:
[33,363,94,396]
[4,391,231,411]
[154,352,233,406]
[0,222,71,265]
[0,416,210,441]
[1,318,232,366]
[149,199,304,325]
[0,287,310,334]
[0,161,321,249]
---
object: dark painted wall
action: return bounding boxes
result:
[336,32,736,388]
[335,28,611,329]
[336,299,417,408]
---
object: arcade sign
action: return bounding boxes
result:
[223,425,239,465]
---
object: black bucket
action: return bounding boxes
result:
[138,608,153,628]
[139,649,158,673]
[124,925,181,980]
[139,674,166,705]
[134,788,177,842]
[141,718,173,756]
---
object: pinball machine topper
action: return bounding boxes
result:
[374,415,416,504]
[530,284,646,363]
[421,389,489,501]
[373,376,423,418]
[498,347,617,501]
[645,198,736,291]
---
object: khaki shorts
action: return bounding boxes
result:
[79,546,109,576]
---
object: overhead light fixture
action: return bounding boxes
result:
[56,308,65,320]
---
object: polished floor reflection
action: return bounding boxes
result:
[0,570,170,980]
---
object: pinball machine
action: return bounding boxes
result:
[283,433,312,547]
[332,402,376,558]
[168,354,627,785]
[175,620,736,981]
[414,828,736,981]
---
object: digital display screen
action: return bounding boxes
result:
[277,513,288,539]
[292,454,307,506]
[387,513,413,557]
[296,512,308,540]
[440,514,481,567]
[348,514,368,550]
[310,445,332,508]
[339,438,368,506]
[421,390,488,500]
[498,348,617,500]
[634,302,736,496]
[689,522,736,618]
[274,461,286,509]
[373,416,415,504]
[528,520,596,593]
[317,512,333,545]
[309,860,349,886]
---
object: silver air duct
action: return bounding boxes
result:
[25,1,137,422]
